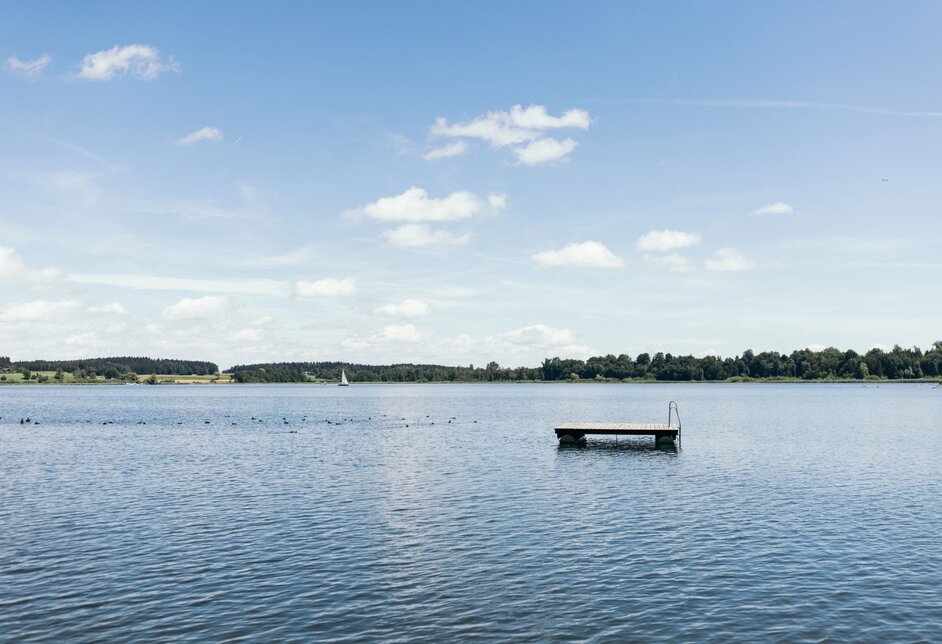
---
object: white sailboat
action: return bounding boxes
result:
[339,369,349,386]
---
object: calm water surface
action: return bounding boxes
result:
[1,383,940,641]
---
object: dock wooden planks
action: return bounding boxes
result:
[555,422,676,435]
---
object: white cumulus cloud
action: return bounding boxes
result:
[65,332,98,347]
[0,299,83,322]
[484,324,592,360]
[5,54,51,80]
[533,241,624,268]
[294,278,358,297]
[0,247,63,285]
[162,295,229,320]
[347,187,503,223]
[513,137,577,165]
[430,104,591,164]
[382,324,422,343]
[0,246,33,283]
[230,328,264,342]
[645,253,690,272]
[78,44,179,81]
[177,126,223,145]
[424,140,468,160]
[432,104,590,145]
[704,248,756,272]
[501,324,577,347]
[635,230,702,252]
[488,194,507,210]
[87,302,129,316]
[754,201,794,216]
[375,298,430,318]
[383,224,470,247]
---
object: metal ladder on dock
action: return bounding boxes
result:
[668,400,682,445]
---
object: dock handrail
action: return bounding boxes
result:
[668,401,681,443]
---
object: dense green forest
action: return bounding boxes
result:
[230,343,942,383]
[228,361,544,383]
[230,366,309,383]
[539,344,942,381]
[6,343,941,384]
[10,357,219,378]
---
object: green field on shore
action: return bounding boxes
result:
[0,371,236,384]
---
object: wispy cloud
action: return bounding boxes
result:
[628,98,942,118]
[163,295,229,320]
[513,137,577,165]
[6,54,51,80]
[243,245,319,267]
[40,135,125,171]
[425,140,468,160]
[704,248,756,272]
[124,198,261,222]
[78,44,179,81]
[71,273,291,297]
[644,252,690,272]
[849,262,942,269]
[754,201,794,216]
[533,241,624,268]
[177,126,223,145]
[294,278,358,297]
[387,132,417,155]
[636,230,702,252]
[87,302,129,316]
[375,298,430,318]
[383,224,469,247]
[781,237,913,252]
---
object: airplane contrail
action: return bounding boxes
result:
[226,135,244,151]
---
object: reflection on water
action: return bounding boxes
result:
[1,383,940,641]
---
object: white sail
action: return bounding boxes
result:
[339,369,349,386]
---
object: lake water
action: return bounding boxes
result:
[1,383,940,641]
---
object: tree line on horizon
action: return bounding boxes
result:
[229,342,942,382]
[5,343,941,383]
[7,356,219,379]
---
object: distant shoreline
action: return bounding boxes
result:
[2,377,939,386]
[7,344,940,385]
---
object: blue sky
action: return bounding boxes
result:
[2,1,940,368]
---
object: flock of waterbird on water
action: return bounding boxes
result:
[5,414,478,433]
[7,383,936,428]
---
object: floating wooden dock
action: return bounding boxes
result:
[555,401,681,445]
